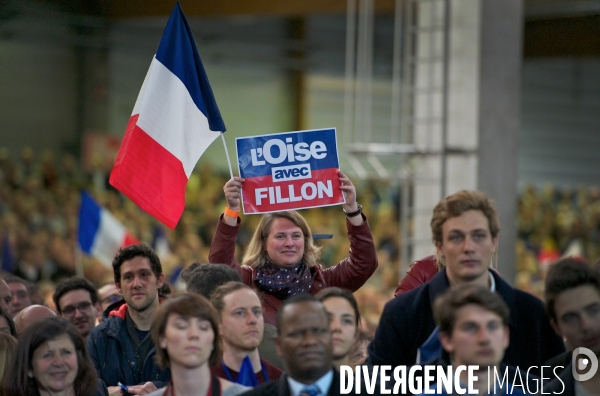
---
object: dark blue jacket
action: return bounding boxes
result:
[86,300,171,388]
[543,361,572,395]
[367,268,565,374]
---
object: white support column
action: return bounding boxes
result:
[410,0,522,285]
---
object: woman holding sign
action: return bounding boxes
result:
[208,170,377,326]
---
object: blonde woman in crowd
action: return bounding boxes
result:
[209,172,378,326]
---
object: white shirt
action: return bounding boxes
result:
[287,369,334,396]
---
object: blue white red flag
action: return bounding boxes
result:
[236,128,344,214]
[109,2,225,229]
[78,191,139,268]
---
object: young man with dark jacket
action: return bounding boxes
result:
[543,258,600,395]
[87,244,170,395]
[414,284,530,395]
[368,190,564,374]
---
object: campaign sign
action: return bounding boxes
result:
[236,128,345,214]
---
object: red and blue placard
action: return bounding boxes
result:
[236,128,345,214]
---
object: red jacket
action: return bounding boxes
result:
[209,214,378,326]
[394,255,439,296]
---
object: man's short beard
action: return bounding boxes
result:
[129,295,156,313]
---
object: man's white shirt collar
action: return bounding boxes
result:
[489,270,496,292]
[287,369,334,396]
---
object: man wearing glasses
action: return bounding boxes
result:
[97,282,123,314]
[52,276,101,343]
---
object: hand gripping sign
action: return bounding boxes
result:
[236,128,345,214]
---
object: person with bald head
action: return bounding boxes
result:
[14,304,56,336]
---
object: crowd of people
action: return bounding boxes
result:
[0,148,599,395]
[3,148,596,327]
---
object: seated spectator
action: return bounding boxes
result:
[315,287,360,370]
[53,277,101,343]
[13,243,42,283]
[210,282,281,386]
[2,317,107,396]
[368,190,564,373]
[543,258,600,395]
[348,330,372,366]
[0,279,13,313]
[0,308,17,337]
[4,275,33,317]
[0,332,17,382]
[145,292,249,396]
[27,280,45,306]
[184,263,283,369]
[209,173,378,327]
[413,284,528,395]
[87,244,171,394]
[97,282,122,314]
[14,304,56,336]
[242,294,340,396]
[182,263,242,299]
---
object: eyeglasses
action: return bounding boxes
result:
[62,302,93,317]
[101,294,122,305]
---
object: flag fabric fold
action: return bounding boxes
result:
[109,2,226,229]
[78,191,139,268]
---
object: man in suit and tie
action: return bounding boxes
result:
[241,293,341,396]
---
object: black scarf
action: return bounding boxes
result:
[255,261,314,300]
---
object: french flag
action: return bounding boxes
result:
[109,2,225,229]
[78,191,139,268]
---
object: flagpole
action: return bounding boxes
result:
[220,132,234,179]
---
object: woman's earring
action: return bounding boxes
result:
[211,345,214,351]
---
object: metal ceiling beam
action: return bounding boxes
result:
[524,15,600,57]
[105,0,396,19]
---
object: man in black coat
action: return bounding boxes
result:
[241,294,342,396]
[368,190,564,375]
[543,258,600,395]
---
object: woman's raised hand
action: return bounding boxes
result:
[222,177,245,225]
[223,177,245,211]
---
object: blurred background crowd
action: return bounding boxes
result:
[1,146,598,332]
